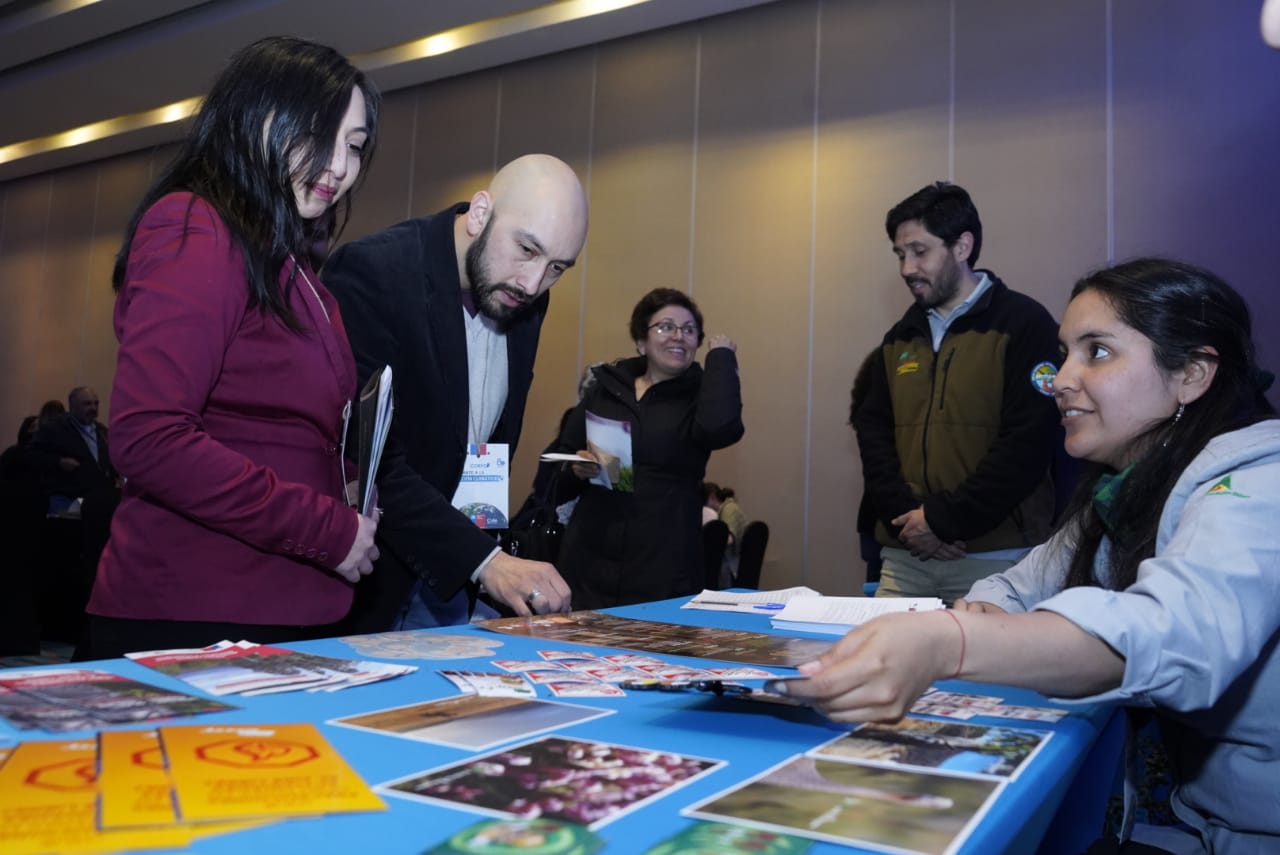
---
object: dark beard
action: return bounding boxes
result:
[911,256,961,310]
[465,218,534,330]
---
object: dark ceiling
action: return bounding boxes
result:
[0,0,775,181]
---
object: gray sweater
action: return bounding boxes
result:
[968,420,1280,855]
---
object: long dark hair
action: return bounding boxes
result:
[112,36,380,328]
[1061,258,1275,591]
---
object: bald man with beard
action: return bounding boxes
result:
[324,154,588,631]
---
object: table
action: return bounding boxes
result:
[0,597,1123,854]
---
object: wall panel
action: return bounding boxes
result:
[494,47,597,500]
[810,0,952,593]
[411,70,504,216]
[693,0,818,588]
[1113,0,1280,387]
[584,24,700,373]
[32,164,99,410]
[955,0,1108,316]
[0,174,53,433]
[79,150,158,419]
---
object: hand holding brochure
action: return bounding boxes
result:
[770,595,945,635]
[357,365,393,515]
[539,452,592,463]
[584,410,634,491]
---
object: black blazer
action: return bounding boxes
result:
[29,415,117,499]
[324,204,548,630]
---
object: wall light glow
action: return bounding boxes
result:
[358,0,653,70]
[0,96,202,166]
[1,0,655,167]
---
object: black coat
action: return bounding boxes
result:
[28,415,117,499]
[323,204,548,631]
[551,349,743,608]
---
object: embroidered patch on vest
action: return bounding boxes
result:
[896,350,921,376]
[1030,362,1058,396]
[1206,475,1249,498]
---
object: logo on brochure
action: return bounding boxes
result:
[1030,361,1058,396]
[197,738,319,768]
[1206,475,1248,498]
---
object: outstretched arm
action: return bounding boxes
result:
[774,608,1124,722]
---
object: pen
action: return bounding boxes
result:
[697,600,786,610]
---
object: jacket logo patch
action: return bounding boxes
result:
[1206,475,1248,498]
[896,351,920,376]
[1030,362,1058,397]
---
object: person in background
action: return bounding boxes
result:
[854,182,1061,604]
[778,258,1279,855]
[28,387,118,513]
[505,362,608,571]
[702,482,747,546]
[848,349,884,588]
[0,415,38,481]
[324,155,587,631]
[36,399,66,430]
[84,36,382,659]
[702,481,748,586]
[700,488,718,527]
[551,288,744,608]
[0,415,44,654]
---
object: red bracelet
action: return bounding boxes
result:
[942,610,966,679]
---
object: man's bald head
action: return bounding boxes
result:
[488,154,589,248]
[456,154,589,327]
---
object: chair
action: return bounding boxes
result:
[735,521,769,589]
[702,520,730,591]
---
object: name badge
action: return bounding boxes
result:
[451,443,510,529]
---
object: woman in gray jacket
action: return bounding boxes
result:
[774,258,1278,855]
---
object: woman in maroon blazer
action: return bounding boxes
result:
[84,37,383,659]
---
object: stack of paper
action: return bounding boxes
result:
[683,586,822,613]
[126,640,416,697]
[0,723,384,854]
[0,668,234,733]
[770,595,945,635]
[356,364,394,515]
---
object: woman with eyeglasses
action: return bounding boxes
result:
[549,288,744,608]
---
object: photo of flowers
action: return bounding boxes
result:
[381,736,723,829]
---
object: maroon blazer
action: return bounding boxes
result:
[89,193,359,626]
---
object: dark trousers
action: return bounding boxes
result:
[1081,838,1174,855]
[81,615,343,661]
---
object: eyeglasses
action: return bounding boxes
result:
[648,320,700,339]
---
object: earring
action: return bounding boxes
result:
[1163,403,1185,449]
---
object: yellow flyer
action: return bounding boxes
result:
[0,739,190,855]
[161,722,385,822]
[97,729,179,828]
[96,730,268,843]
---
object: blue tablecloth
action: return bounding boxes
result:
[0,596,1122,854]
